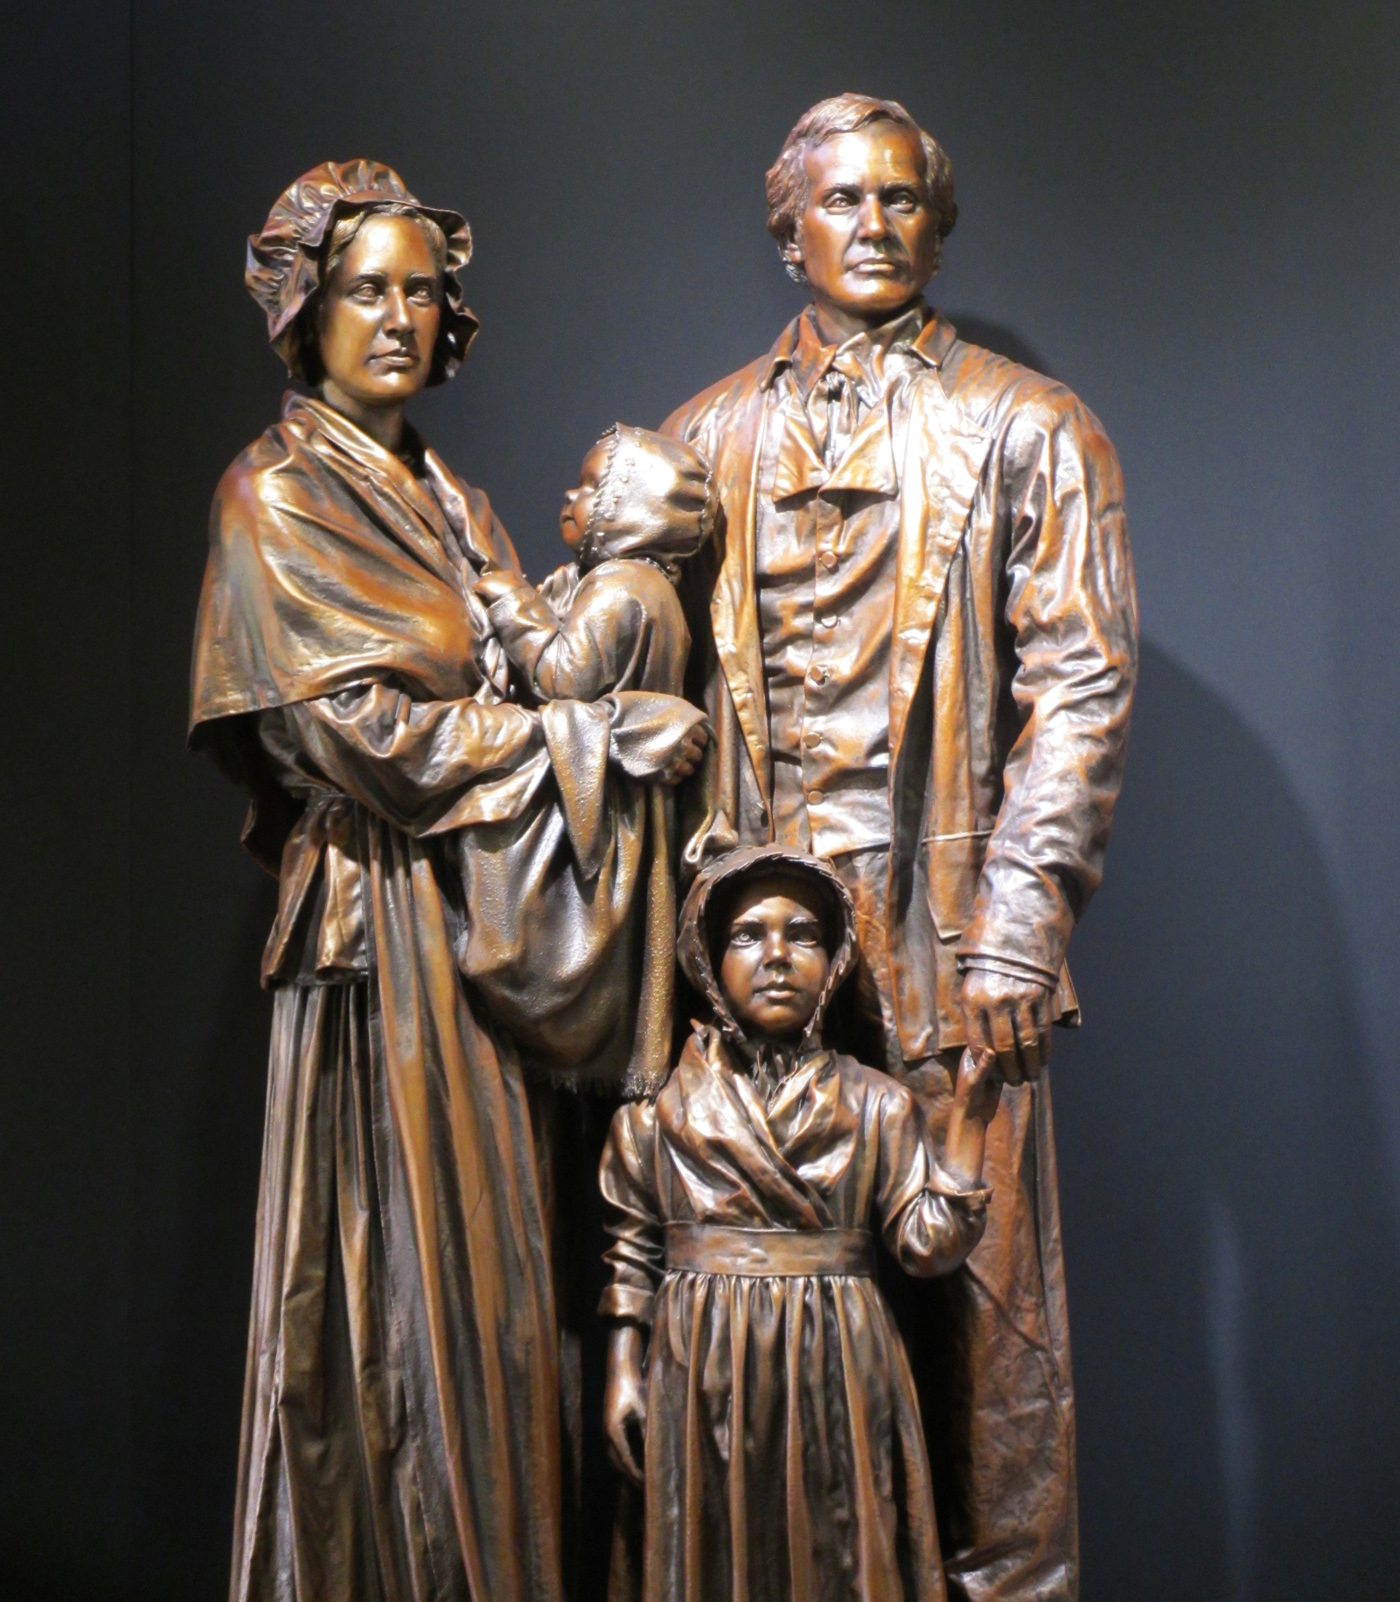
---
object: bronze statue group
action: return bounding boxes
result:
[191,94,1136,1602]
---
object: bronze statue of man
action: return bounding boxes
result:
[664,93,1137,1600]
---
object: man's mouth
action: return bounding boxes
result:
[848,258,903,276]
[373,349,418,368]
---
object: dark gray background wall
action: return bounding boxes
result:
[3,2,1397,1598]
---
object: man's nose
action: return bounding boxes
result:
[856,194,888,238]
[762,932,793,968]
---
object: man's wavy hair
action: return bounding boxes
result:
[765,93,957,284]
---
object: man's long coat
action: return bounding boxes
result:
[662,310,1137,1600]
[664,310,1137,1059]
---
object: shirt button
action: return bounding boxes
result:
[803,729,821,749]
[808,789,824,806]
[819,614,838,629]
[810,664,830,684]
[819,552,838,572]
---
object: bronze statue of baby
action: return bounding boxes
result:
[474,423,714,708]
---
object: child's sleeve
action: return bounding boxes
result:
[598,1099,666,1325]
[476,568,599,700]
[875,1082,992,1277]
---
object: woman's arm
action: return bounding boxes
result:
[279,683,544,834]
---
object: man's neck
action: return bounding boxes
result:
[810,292,925,348]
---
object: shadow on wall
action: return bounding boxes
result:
[1052,641,1400,1602]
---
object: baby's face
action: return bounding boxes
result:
[560,439,611,552]
[718,876,832,1040]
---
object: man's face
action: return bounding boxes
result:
[718,876,832,1040]
[791,123,941,327]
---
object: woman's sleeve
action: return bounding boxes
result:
[875,1082,991,1278]
[598,1101,665,1325]
[279,683,544,834]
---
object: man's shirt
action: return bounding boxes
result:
[755,302,937,857]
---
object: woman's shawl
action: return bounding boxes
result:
[190,396,570,1601]
[191,393,512,724]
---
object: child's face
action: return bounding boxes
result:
[560,439,611,552]
[718,876,832,1040]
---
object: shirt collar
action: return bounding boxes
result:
[760,300,954,394]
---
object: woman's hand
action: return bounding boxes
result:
[659,720,709,785]
[603,1323,649,1485]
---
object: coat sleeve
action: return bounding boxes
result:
[875,1080,989,1277]
[276,683,544,835]
[960,388,1139,980]
[598,1101,665,1325]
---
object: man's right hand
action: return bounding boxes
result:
[960,965,1054,1087]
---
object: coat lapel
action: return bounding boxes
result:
[710,381,774,810]
[888,371,995,772]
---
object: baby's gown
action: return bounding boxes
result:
[600,1026,988,1602]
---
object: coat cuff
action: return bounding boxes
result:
[956,950,1060,988]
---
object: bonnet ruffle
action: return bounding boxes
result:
[579,424,718,578]
[677,845,859,1045]
[245,159,478,385]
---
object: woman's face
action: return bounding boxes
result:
[560,439,611,552]
[316,214,442,410]
[718,876,832,1039]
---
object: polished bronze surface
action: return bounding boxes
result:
[194,97,1132,1602]
[600,847,996,1601]
[662,93,1137,1599]
[191,161,705,1602]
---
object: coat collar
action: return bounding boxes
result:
[765,305,954,501]
[760,302,957,392]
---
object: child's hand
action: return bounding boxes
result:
[660,719,710,785]
[473,568,525,607]
[955,1045,1004,1128]
[943,1049,1002,1187]
[604,1324,648,1486]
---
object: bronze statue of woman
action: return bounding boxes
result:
[188,161,700,1602]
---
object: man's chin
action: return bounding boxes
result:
[830,281,921,321]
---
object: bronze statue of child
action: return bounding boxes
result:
[449,425,714,1094]
[473,423,714,705]
[598,844,1002,1601]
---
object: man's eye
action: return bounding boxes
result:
[409,284,436,301]
[352,284,380,301]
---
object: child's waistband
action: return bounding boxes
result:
[664,1224,874,1278]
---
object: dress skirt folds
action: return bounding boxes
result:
[232,813,564,1602]
[190,396,699,1602]
[600,1027,988,1602]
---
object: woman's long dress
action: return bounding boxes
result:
[599,1028,989,1602]
[190,394,685,1602]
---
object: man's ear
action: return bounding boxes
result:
[780,228,808,286]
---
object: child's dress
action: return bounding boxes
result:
[600,1022,989,1602]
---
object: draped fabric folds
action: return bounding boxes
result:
[191,393,693,1600]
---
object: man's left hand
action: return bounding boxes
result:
[960,967,1054,1087]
